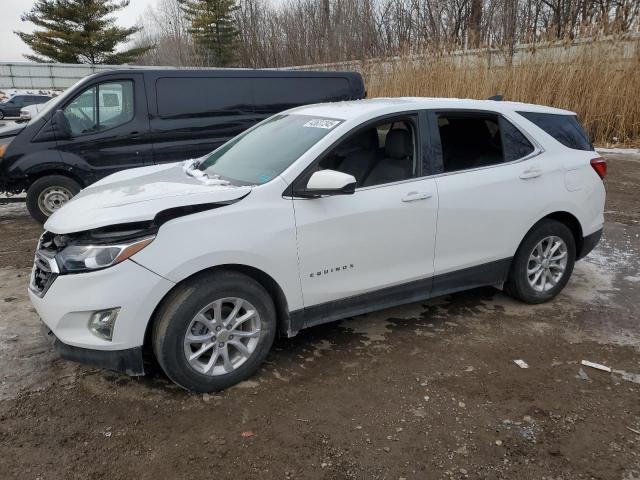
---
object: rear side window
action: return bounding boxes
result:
[518,111,593,151]
[156,77,255,118]
[437,113,502,172]
[436,112,535,173]
[252,77,351,110]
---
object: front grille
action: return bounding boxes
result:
[30,234,59,297]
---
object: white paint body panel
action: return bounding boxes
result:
[30,97,605,353]
[44,162,251,234]
[293,178,438,306]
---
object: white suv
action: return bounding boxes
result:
[29,98,606,391]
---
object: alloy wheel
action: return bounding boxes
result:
[183,297,261,376]
[526,235,568,292]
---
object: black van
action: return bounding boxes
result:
[0,69,365,223]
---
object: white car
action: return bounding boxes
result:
[20,100,49,120]
[29,98,606,391]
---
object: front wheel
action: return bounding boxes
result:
[0,110,5,120]
[26,175,81,224]
[152,270,277,392]
[505,219,576,304]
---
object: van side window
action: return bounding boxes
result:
[437,112,505,172]
[318,118,416,188]
[252,77,351,110]
[64,81,134,136]
[156,77,254,118]
[500,117,535,161]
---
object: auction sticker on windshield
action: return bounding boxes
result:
[303,119,341,129]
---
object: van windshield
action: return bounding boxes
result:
[198,114,343,185]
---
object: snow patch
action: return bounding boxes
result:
[596,147,640,156]
[182,159,231,186]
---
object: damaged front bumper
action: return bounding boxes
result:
[41,323,145,375]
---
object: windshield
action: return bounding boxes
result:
[198,114,343,185]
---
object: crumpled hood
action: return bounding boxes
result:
[45,162,251,234]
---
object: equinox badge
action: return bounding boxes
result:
[309,264,355,278]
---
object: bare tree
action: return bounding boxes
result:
[134,0,640,67]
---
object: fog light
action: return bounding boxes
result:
[88,308,120,341]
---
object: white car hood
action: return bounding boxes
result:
[45,163,251,234]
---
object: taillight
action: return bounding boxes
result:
[590,157,607,179]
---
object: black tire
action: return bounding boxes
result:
[26,175,81,225]
[505,219,576,304]
[152,270,277,392]
[0,110,5,120]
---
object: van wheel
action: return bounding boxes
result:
[152,270,277,392]
[505,219,576,304]
[26,175,81,224]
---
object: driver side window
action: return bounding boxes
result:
[63,81,134,136]
[318,117,417,188]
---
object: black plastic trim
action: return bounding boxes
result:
[431,257,512,298]
[153,194,249,226]
[42,325,145,376]
[287,257,512,335]
[578,228,603,259]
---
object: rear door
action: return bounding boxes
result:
[56,73,152,183]
[428,110,557,294]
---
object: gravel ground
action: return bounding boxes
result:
[0,154,638,479]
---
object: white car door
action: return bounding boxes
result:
[429,110,559,293]
[290,114,439,323]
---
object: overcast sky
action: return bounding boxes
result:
[0,0,156,62]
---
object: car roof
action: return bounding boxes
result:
[288,97,575,120]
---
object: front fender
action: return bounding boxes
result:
[131,181,303,311]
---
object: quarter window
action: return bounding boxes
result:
[517,111,593,151]
[500,117,535,161]
[63,81,134,136]
[318,118,417,187]
[436,112,534,173]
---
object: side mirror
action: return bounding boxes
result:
[298,169,356,197]
[52,110,71,139]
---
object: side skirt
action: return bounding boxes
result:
[288,257,512,335]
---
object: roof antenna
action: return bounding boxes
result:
[488,94,503,101]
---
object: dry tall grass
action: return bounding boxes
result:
[365,41,640,146]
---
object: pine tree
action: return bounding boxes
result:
[179,0,239,66]
[16,0,154,65]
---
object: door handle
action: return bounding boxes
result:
[129,131,142,139]
[401,191,432,202]
[519,167,542,179]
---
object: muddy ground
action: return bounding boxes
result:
[0,154,639,479]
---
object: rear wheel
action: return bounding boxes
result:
[505,219,576,304]
[26,175,81,224]
[152,271,277,392]
[0,110,5,120]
